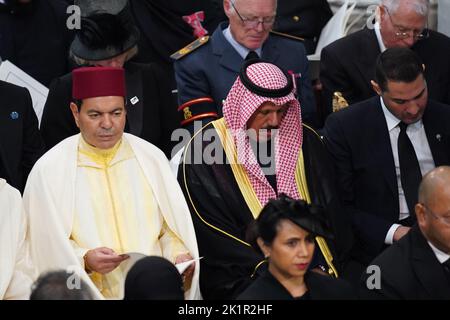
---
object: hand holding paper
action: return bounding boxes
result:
[84,247,129,274]
[176,256,203,275]
[175,253,196,280]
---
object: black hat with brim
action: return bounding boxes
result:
[70,0,140,61]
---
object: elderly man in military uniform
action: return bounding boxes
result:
[173,0,317,131]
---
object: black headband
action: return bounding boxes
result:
[239,59,294,98]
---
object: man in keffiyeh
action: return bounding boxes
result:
[179,60,353,300]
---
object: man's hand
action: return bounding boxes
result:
[175,253,195,283]
[393,226,411,242]
[84,247,129,274]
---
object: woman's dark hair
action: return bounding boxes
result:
[375,47,424,92]
[246,194,333,254]
[124,256,184,300]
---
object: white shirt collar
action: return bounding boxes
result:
[374,22,387,52]
[223,26,262,59]
[380,96,423,132]
[428,241,450,264]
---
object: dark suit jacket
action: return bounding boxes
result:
[131,0,225,66]
[0,81,45,192]
[274,0,332,54]
[0,0,73,87]
[360,225,450,300]
[320,28,450,118]
[40,62,179,158]
[238,270,356,300]
[174,22,317,127]
[323,97,450,264]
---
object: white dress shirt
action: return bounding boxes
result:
[428,241,450,264]
[380,97,435,244]
[374,22,387,52]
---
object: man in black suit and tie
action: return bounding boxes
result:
[323,48,450,282]
[360,166,450,299]
[320,0,450,121]
[0,80,45,192]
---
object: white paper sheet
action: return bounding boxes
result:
[175,256,203,274]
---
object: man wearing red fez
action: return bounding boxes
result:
[24,67,201,300]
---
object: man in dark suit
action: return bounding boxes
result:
[40,0,178,158]
[0,80,45,192]
[320,0,450,121]
[360,166,450,299]
[323,48,450,281]
[173,0,316,129]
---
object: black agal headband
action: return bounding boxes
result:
[239,59,294,98]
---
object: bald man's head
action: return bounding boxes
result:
[418,166,450,204]
[416,166,450,254]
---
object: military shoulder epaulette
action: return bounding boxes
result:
[269,30,304,42]
[170,35,210,60]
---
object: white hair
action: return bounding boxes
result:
[381,0,429,16]
[70,45,138,66]
[229,0,278,12]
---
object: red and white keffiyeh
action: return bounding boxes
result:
[222,62,303,206]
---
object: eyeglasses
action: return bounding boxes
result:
[230,1,276,30]
[384,6,429,41]
[422,204,450,226]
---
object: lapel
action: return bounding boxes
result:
[212,24,244,74]
[410,226,450,299]
[365,98,398,197]
[124,64,144,137]
[422,102,450,166]
[354,29,381,88]
[261,36,280,64]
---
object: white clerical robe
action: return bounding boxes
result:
[23,134,201,300]
[0,179,34,299]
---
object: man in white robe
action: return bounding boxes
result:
[23,66,200,299]
[0,179,34,299]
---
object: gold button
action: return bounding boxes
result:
[293,15,300,22]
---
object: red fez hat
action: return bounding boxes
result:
[72,67,126,100]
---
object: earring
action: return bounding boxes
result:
[264,254,270,259]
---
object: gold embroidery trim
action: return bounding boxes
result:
[182,122,251,247]
[213,118,262,219]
